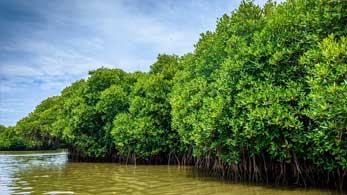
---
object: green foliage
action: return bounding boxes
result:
[171,0,347,170]
[53,69,135,157]
[4,0,347,179]
[13,96,63,150]
[0,125,26,150]
[112,55,182,158]
[300,35,347,170]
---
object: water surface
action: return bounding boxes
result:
[0,151,341,195]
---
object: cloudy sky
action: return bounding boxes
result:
[0,0,271,126]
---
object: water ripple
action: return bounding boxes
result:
[0,151,339,195]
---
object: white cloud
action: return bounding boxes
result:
[1,0,261,125]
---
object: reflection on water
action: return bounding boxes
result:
[0,151,341,195]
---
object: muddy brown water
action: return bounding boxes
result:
[0,150,342,195]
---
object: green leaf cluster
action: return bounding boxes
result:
[2,0,346,174]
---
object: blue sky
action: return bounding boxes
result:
[0,0,271,126]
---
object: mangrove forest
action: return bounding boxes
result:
[1,0,346,191]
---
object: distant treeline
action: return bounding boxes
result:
[1,0,346,190]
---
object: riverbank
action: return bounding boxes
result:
[0,149,67,155]
[0,151,343,195]
[67,148,347,191]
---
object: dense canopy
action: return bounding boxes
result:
[1,0,346,190]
